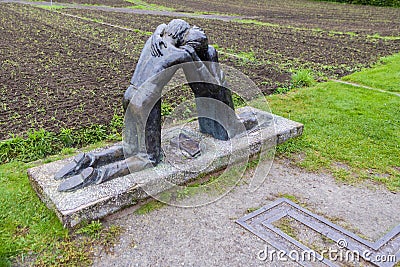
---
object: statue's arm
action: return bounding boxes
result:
[151,23,167,57]
[205,45,226,86]
[181,45,218,85]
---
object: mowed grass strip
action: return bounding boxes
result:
[255,54,400,190]
[342,53,400,93]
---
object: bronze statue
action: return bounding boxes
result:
[55,19,246,192]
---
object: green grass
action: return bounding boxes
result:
[273,217,298,239]
[255,71,400,190]
[161,102,173,116]
[0,113,124,164]
[232,19,279,28]
[0,161,67,265]
[342,53,400,93]
[191,10,241,17]
[276,193,301,204]
[0,151,124,265]
[135,200,165,215]
[367,33,400,41]
[36,4,66,10]
[236,51,257,63]
[125,0,175,11]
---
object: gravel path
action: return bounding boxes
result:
[94,159,399,266]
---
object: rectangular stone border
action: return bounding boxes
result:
[236,198,400,267]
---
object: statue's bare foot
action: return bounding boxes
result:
[54,153,94,180]
[57,167,104,192]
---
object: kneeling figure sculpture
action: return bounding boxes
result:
[55,19,254,192]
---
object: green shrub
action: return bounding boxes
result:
[0,119,124,164]
[314,0,400,7]
[291,69,315,88]
[0,130,60,163]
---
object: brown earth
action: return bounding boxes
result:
[0,2,399,140]
[0,4,145,139]
[143,0,400,36]
[62,8,400,83]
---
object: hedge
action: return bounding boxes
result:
[315,0,400,7]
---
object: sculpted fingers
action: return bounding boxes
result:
[150,34,167,57]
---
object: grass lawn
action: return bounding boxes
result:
[0,161,67,266]
[0,143,122,266]
[255,53,400,190]
[342,53,400,93]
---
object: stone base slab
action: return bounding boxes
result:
[28,107,303,228]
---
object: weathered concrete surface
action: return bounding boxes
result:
[27,107,303,228]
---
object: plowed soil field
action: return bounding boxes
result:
[0,2,399,139]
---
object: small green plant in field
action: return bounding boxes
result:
[291,69,315,88]
[236,51,257,63]
[34,223,123,266]
[223,49,257,64]
[313,0,400,8]
[0,161,67,265]
[132,28,153,36]
[176,186,192,199]
[192,10,241,17]
[0,158,124,265]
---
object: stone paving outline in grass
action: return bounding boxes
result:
[237,198,400,267]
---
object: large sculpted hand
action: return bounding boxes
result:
[182,45,201,62]
[151,23,167,57]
